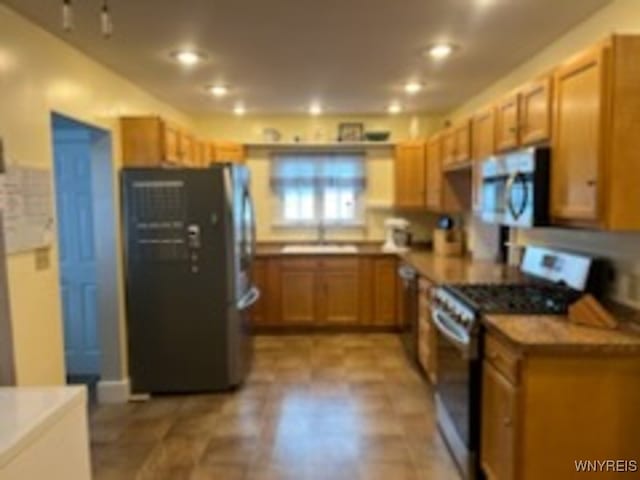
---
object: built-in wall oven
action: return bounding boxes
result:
[480,147,550,228]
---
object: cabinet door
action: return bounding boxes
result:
[120,117,163,167]
[372,258,397,325]
[495,94,520,152]
[280,269,316,324]
[180,133,195,166]
[481,361,518,480]
[520,76,552,146]
[453,121,471,164]
[250,259,268,325]
[418,278,437,383]
[163,122,182,164]
[320,270,360,324]
[215,142,246,163]
[394,142,426,208]
[551,46,605,223]
[426,136,443,211]
[441,129,456,168]
[471,107,495,211]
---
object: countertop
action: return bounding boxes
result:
[398,250,525,285]
[0,386,86,467]
[255,242,396,257]
[483,313,640,354]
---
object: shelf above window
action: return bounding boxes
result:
[245,141,396,152]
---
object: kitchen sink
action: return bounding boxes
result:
[281,244,359,254]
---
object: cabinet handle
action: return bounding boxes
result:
[504,417,513,427]
[587,179,597,187]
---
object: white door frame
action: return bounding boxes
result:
[0,213,16,386]
[51,113,128,402]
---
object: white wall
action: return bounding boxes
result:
[0,5,193,386]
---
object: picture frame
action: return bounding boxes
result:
[338,122,364,142]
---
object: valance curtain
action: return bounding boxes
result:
[270,153,366,190]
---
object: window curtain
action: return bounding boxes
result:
[270,153,366,190]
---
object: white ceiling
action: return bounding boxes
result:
[4,0,611,115]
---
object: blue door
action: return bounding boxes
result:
[53,132,100,375]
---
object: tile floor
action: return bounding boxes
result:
[90,334,460,479]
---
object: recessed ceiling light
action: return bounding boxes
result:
[172,50,204,66]
[233,103,246,116]
[427,43,456,60]
[209,85,229,97]
[388,102,402,114]
[404,82,423,95]
[309,103,323,116]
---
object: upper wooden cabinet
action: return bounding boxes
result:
[471,107,496,161]
[494,75,553,153]
[471,107,496,211]
[495,93,521,152]
[394,141,427,209]
[519,76,552,145]
[441,129,456,168]
[426,135,444,211]
[452,120,472,165]
[552,36,640,230]
[214,141,246,164]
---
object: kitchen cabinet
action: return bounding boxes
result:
[471,107,495,211]
[120,116,200,167]
[394,141,427,209]
[279,259,317,324]
[425,134,471,213]
[417,277,437,384]
[250,259,268,325]
[495,94,520,152]
[426,135,444,211]
[494,76,553,153]
[480,330,640,480]
[481,360,518,480]
[372,257,398,326]
[552,35,640,230]
[452,119,472,166]
[214,141,246,164]
[519,76,552,145]
[319,259,360,324]
[441,129,456,169]
[251,254,399,328]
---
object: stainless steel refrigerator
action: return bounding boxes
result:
[121,165,258,394]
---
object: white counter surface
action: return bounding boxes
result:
[0,386,86,468]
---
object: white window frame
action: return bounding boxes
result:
[271,152,366,228]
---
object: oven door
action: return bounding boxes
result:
[433,307,481,480]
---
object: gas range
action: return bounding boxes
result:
[435,282,581,330]
[432,246,598,480]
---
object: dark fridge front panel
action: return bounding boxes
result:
[122,167,249,394]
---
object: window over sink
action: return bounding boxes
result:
[271,152,366,226]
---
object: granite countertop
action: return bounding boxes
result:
[483,314,640,354]
[399,250,525,285]
[0,386,86,467]
[255,242,401,257]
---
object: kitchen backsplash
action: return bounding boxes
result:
[515,227,640,308]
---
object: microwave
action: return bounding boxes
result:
[480,147,550,228]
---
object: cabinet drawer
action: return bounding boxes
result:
[280,258,320,270]
[485,334,520,385]
[320,258,359,270]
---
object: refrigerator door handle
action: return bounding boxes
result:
[237,286,260,311]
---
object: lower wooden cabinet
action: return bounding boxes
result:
[250,255,399,328]
[480,331,640,480]
[417,277,437,384]
[481,360,518,480]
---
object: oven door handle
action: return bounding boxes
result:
[432,308,472,356]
